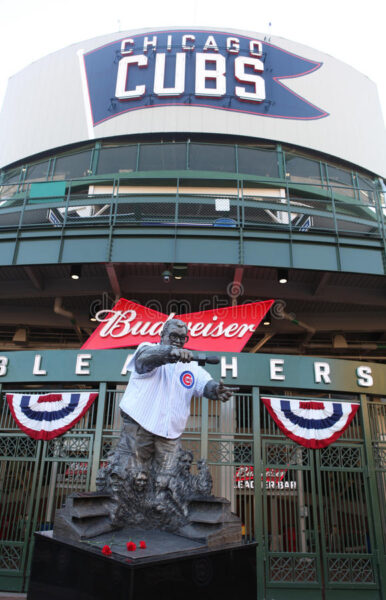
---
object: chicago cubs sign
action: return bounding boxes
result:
[83,30,327,125]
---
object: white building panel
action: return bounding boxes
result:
[0,27,385,177]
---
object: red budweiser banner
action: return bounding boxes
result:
[82,298,274,352]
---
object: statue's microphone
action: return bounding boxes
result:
[191,353,220,366]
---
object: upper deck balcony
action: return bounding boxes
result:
[0,140,384,274]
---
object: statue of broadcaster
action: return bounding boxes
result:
[97,318,239,534]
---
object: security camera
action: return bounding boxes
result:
[162,269,172,283]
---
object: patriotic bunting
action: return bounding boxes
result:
[6,392,98,440]
[261,397,359,449]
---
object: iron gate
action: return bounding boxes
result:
[0,388,98,592]
[260,394,385,600]
[0,386,385,599]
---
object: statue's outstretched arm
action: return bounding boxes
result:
[135,345,193,374]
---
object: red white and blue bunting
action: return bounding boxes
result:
[6,392,98,441]
[261,397,360,449]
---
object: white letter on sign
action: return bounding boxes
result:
[195,53,226,97]
[143,36,157,52]
[115,55,148,100]
[356,366,373,387]
[270,359,285,381]
[76,354,92,375]
[182,35,195,51]
[154,53,186,96]
[33,355,47,376]
[121,353,134,375]
[221,356,238,378]
[121,38,134,55]
[203,35,219,52]
[235,57,265,102]
[0,356,8,376]
[314,362,331,384]
[226,37,240,54]
[249,40,263,57]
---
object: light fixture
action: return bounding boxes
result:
[278,268,288,284]
[162,269,172,283]
[70,265,82,280]
[12,327,28,344]
[333,334,348,349]
[263,317,271,326]
[172,264,188,280]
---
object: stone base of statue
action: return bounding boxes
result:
[41,443,249,598]
[27,528,257,600]
[53,491,242,547]
[52,445,243,547]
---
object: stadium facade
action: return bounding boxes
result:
[0,27,385,599]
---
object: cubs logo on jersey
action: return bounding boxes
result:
[180,371,195,389]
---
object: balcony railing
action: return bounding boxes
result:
[0,182,384,242]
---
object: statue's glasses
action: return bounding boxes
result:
[169,333,189,344]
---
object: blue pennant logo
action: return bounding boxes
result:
[83,30,328,125]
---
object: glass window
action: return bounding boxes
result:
[97,145,137,174]
[238,147,279,177]
[189,143,236,172]
[26,161,49,182]
[138,143,186,171]
[285,153,321,185]
[3,169,21,184]
[53,150,92,180]
[0,184,19,200]
[357,175,376,205]
[327,164,353,187]
[327,164,354,198]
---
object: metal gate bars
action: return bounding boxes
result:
[259,392,386,600]
[0,386,385,599]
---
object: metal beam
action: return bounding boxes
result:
[105,264,121,297]
[312,272,330,295]
[0,273,384,308]
[230,266,244,306]
[23,266,44,290]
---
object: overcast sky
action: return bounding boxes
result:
[0,0,385,124]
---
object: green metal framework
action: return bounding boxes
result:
[0,175,384,274]
[0,380,385,599]
[0,140,384,274]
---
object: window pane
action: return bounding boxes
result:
[97,146,137,174]
[189,143,236,172]
[238,147,278,177]
[53,151,92,180]
[3,169,21,184]
[327,164,354,198]
[26,161,49,181]
[357,175,376,205]
[327,164,353,187]
[285,153,321,185]
[138,143,186,171]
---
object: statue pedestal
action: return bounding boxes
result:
[27,529,257,600]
